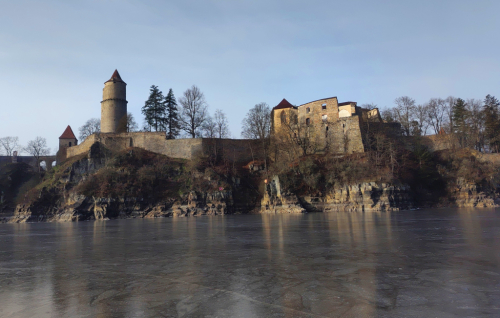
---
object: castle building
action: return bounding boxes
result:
[56,125,78,163]
[101,70,127,133]
[56,70,386,164]
[271,96,383,154]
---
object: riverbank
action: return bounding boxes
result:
[2,143,499,223]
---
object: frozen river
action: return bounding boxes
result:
[1,209,500,317]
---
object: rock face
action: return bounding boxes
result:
[261,192,306,214]
[322,182,413,212]
[10,190,234,223]
[260,177,413,213]
[451,178,496,208]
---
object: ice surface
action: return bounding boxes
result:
[0,208,499,317]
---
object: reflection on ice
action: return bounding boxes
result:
[0,208,499,317]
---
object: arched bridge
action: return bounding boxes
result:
[0,155,57,171]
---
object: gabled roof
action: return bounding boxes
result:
[105,69,125,84]
[273,98,296,110]
[59,125,77,140]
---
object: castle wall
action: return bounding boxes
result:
[326,116,364,154]
[298,97,339,128]
[65,132,265,163]
[421,134,455,151]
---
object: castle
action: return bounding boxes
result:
[57,70,383,165]
[271,96,383,154]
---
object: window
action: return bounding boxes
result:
[322,114,327,122]
[306,107,310,113]
[322,103,327,110]
[325,126,329,137]
[280,111,287,124]
[69,142,72,147]
[306,118,310,125]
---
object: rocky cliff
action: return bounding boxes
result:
[449,178,497,208]
[261,180,413,213]
[8,143,255,223]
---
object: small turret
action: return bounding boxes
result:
[56,125,78,163]
[101,70,128,133]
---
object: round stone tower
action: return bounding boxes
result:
[101,69,127,133]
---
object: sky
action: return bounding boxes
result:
[1,0,499,154]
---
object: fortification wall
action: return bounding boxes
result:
[202,138,265,163]
[421,134,455,151]
[326,116,364,154]
[298,97,339,126]
[65,132,264,163]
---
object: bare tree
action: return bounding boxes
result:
[202,115,217,138]
[241,102,271,140]
[179,85,208,138]
[393,96,416,136]
[127,112,138,132]
[426,98,447,134]
[466,98,485,151]
[79,118,100,140]
[381,108,396,122]
[0,136,20,156]
[279,112,320,156]
[444,96,457,133]
[24,137,50,172]
[213,109,230,138]
[413,104,430,136]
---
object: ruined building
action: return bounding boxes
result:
[271,97,384,154]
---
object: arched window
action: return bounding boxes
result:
[280,111,287,124]
[306,118,310,125]
[306,107,311,113]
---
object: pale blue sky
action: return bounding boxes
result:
[1,0,499,153]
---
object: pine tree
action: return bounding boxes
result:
[141,85,166,132]
[452,98,468,148]
[483,94,500,152]
[164,88,180,139]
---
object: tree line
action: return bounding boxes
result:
[382,94,500,152]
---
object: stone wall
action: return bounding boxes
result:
[326,116,364,154]
[298,97,339,128]
[421,134,455,151]
[65,132,265,163]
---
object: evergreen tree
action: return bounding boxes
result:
[164,88,180,139]
[452,98,468,148]
[141,85,166,132]
[483,94,500,152]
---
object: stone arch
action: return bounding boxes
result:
[39,160,47,171]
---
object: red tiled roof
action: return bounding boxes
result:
[338,101,356,106]
[59,125,77,140]
[105,69,125,83]
[273,98,295,110]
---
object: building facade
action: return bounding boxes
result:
[271,96,383,154]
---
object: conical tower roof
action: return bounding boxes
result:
[105,69,125,84]
[59,125,77,140]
